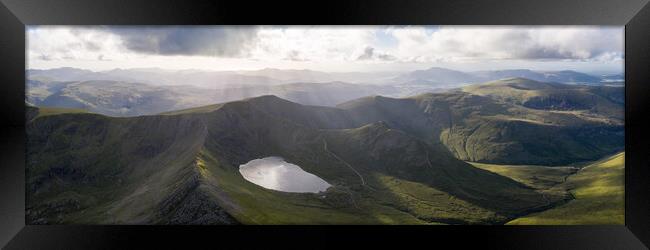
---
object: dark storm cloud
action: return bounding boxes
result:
[106,26,259,57]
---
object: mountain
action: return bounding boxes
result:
[394,67,613,87]
[27,95,566,225]
[28,78,624,165]
[27,80,401,116]
[394,67,481,86]
[462,78,624,120]
[27,67,101,81]
[255,81,398,106]
[27,67,283,88]
[237,68,336,82]
[599,73,625,85]
[29,67,617,91]
[27,80,217,117]
[472,69,602,84]
[471,69,545,81]
[538,70,604,84]
[27,67,401,88]
[223,68,399,84]
[337,79,623,165]
[28,67,618,117]
[26,105,235,224]
[25,78,624,225]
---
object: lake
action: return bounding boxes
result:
[239,156,331,193]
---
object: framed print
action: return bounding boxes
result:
[0,0,648,249]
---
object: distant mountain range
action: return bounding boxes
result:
[26,67,623,116]
[27,67,398,87]
[26,79,402,116]
[26,78,623,225]
[28,66,621,88]
[394,67,620,87]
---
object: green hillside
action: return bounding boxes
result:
[506,152,625,225]
[26,109,225,224]
[194,98,556,224]
[25,80,625,225]
[337,88,623,165]
[26,95,564,225]
[469,162,579,191]
[27,105,89,121]
[463,77,624,121]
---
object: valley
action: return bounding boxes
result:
[506,152,625,225]
[25,75,625,225]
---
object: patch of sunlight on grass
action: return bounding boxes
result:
[36,106,89,118]
[506,152,624,225]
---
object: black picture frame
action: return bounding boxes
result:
[0,0,648,249]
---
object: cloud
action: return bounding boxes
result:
[27,26,259,62]
[28,26,125,61]
[97,54,111,61]
[249,27,378,62]
[27,26,623,71]
[356,47,374,60]
[355,46,396,61]
[36,54,52,61]
[386,26,623,62]
[284,50,309,61]
[107,26,258,57]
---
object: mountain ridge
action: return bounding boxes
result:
[395,67,612,87]
[27,94,572,225]
[31,77,623,166]
[26,77,623,225]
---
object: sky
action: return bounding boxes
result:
[27,26,624,74]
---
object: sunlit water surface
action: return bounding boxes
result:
[239,157,331,193]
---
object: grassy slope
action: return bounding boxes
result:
[338,90,623,166]
[26,93,621,225]
[195,116,512,224]
[26,110,209,224]
[29,102,523,225]
[159,104,224,115]
[506,152,624,225]
[199,148,510,225]
[190,103,547,225]
[372,174,499,224]
[468,162,579,190]
[462,78,624,122]
[321,123,553,219]
[198,149,430,225]
[34,106,89,118]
